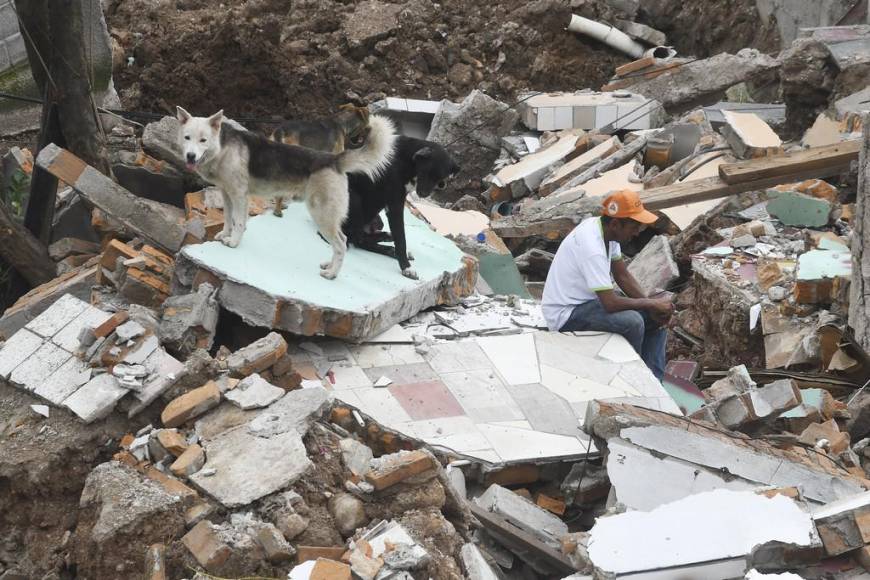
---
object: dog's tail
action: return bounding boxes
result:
[337,114,396,180]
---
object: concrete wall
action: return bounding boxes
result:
[755,0,858,47]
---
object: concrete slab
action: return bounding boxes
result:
[767,190,832,227]
[518,91,663,131]
[474,484,569,549]
[190,428,311,508]
[177,205,475,340]
[62,374,129,423]
[587,489,819,578]
[225,374,285,410]
[626,235,679,296]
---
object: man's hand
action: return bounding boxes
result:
[649,297,674,326]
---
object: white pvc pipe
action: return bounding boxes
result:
[567,14,645,59]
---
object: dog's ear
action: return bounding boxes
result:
[176,106,192,125]
[357,107,370,124]
[207,110,224,131]
[413,148,433,163]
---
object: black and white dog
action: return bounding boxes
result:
[345,136,459,279]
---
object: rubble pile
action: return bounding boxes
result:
[5,1,870,580]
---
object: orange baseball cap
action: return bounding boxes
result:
[602,189,658,224]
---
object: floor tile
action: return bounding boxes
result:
[389,380,466,420]
[10,341,72,391]
[350,344,424,368]
[536,333,621,384]
[0,329,44,379]
[328,364,373,390]
[616,361,667,397]
[540,364,631,403]
[24,294,89,338]
[538,330,610,356]
[462,449,502,463]
[51,306,113,353]
[596,333,641,363]
[424,342,492,374]
[363,362,438,386]
[342,387,413,425]
[608,373,644,397]
[396,416,479,439]
[506,383,583,437]
[476,424,587,462]
[427,429,492,453]
[34,356,92,405]
[440,370,525,423]
[488,420,533,430]
[365,324,414,343]
[476,333,541,385]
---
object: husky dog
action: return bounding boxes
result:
[176,107,396,279]
[269,103,372,217]
[345,137,459,279]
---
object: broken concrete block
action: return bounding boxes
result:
[112,150,188,206]
[226,332,288,377]
[474,484,569,549]
[627,50,780,113]
[48,237,101,261]
[767,190,832,227]
[705,364,755,402]
[161,381,222,428]
[159,283,219,358]
[615,19,666,46]
[63,374,129,423]
[749,379,802,420]
[365,449,437,491]
[224,373,284,410]
[813,491,870,556]
[144,543,166,580]
[340,438,374,477]
[246,386,329,438]
[517,91,663,132]
[587,489,819,578]
[182,520,232,573]
[721,110,783,159]
[35,145,187,254]
[490,133,580,199]
[460,543,499,580]
[329,493,367,536]
[538,136,621,196]
[626,235,679,296]
[255,523,296,564]
[176,206,477,340]
[277,513,309,541]
[349,549,384,580]
[190,427,311,508]
[342,0,400,46]
[799,420,850,455]
[794,249,851,304]
[170,443,205,477]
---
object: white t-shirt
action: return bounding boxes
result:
[542,217,622,331]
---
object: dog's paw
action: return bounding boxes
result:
[320,260,332,270]
[401,267,419,280]
[273,207,283,218]
[320,268,338,280]
[407,251,415,261]
[215,230,228,241]
[221,236,241,248]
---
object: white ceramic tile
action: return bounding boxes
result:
[365,324,414,343]
[396,416,480,439]
[441,369,525,423]
[425,341,492,374]
[476,333,540,385]
[0,329,44,379]
[487,420,534,430]
[333,389,363,408]
[597,334,641,363]
[617,361,668,398]
[33,356,92,405]
[10,341,72,391]
[349,344,424,368]
[344,387,412,426]
[427,429,492,454]
[608,373,643,397]
[51,306,113,352]
[536,332,620,384]
[462,449,502,463]
[24,294,89,338]
[477,424,587,462]
[540,364,630,403]
[329,364,373,390]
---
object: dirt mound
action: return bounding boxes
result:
[105,0,625,127]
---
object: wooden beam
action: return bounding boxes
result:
[643,161,855,211]
[718,140,860,184]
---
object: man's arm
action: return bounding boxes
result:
[596,288,671,316]
[611,258,647,299]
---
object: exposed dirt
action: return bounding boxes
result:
[104,0,627,126]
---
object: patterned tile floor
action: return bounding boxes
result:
[292,328,680,465]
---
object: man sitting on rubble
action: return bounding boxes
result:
[542,190,674,380]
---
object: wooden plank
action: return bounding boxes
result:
[468,503,577,575]
[615,55,656,77]
[0,197,57,287]
[643,161,855,211]
[719,140,860,184]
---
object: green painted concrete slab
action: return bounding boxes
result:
[796,249,851,281]
[766,190,831,227]
[179,205,476,339]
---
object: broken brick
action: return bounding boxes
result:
[161,381,222,428]
[144,543,166,580]
[182,520,231,573]
[365,449,437,491]
[255,524,296,564]
[93,310,130,339]
[310,558,352,580]
[120,268,171,309]
[297,547,349,564]
[484,464,540,487]
[814,494,870,556]
[722,110,782,159]
[536,493,567,516]
[100,239,139,272]
[145,467,199,504]
[170,443,205,478]
[226,332,288,377]
[156,428,189,457]
[799,420,850,455]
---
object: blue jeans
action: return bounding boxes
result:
[559,300,667,380]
